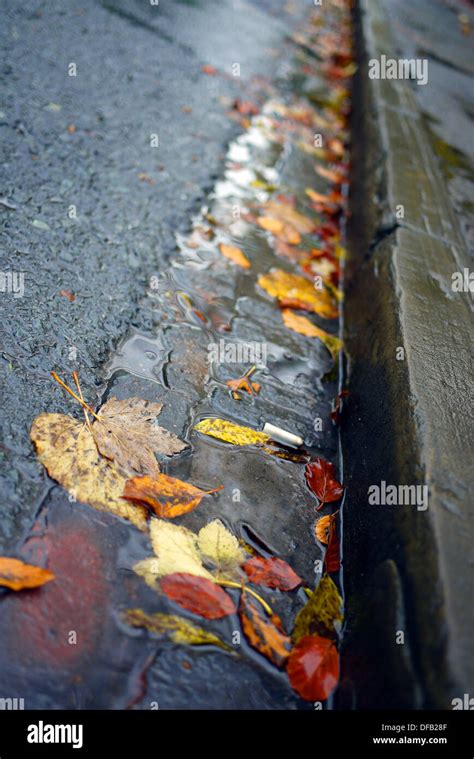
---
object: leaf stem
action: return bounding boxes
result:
[216,580,273,615]
[72,371,92,432]
[51,372,101,422]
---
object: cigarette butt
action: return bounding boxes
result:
[263,423,303,448]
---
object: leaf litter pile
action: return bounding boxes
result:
[13,0,354,706]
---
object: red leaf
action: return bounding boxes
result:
[160,573,236,619]
[287,635,339,701]
[243,557,302,591]
[325,515,340,574]
[201,64,217,75]
[305,457,344,509]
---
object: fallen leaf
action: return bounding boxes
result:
[0,558,55,591]
[263,200,315,234]
[123,474,221,518]
[315,514,332,544]
[31,413,148,530]
[194,418,270,447]
[160,573,237,619]
[197,519,246,579]
[201,64,217,75]
[258,269,338,319]
[281,310,343,359]
[138,172,155,185]
[59,289,75,302]
[325,514,341,574]
[316,165,346,184]
[243,556,302,591]
[219,243,251,269]
[226,369,260,398]
[287,635,339,701]
[93,397,187,477]
[136,520,213,584]
[239,595,291,668]
[258,217,301,245]
[292,575,343,643]
[123,608,232,651]
[305,457,344,509]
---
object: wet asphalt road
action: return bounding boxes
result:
[0,0,308,551]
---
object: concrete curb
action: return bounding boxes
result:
[340,0,474,708]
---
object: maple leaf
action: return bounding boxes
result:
[0,557,55,591]
[292,575,343,643]
[31,413,148,530]
[243,556,302,591]
[93,397,187,477]
[219,243,251,269]
[287,635,339,701]
[123,609,232,651]
[281,309,343,360]
[123,474,222,518]
[305,457,344,509]
[239,595,291,668]
[258,269,338,319]
[160,573,237,619]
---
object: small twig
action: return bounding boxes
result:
[217,579,273,615]
[72,371,92,433]
[51,371,101,422]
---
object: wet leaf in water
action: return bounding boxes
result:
[160,573,237,619]
[201,64,217,75]
[226,367,261,399]
[292,575,343,643]
[243,556,302,591]
[305,457,344,509]
[287,635,339,701]
[122,609,232,651]
[0,558,55,591]
[281,310,343,360]
[315,514,332,544]
[258,269,338,319]
[30,414,148,530]
[263,200,316,234]
[194,418,270,446]
[257,217,301,245]
[325,514,341,574]
[219,243,251,269]
[123,474,222,518]
[134,521,213,585]
[93,397,187,477]
[197,519,246,579]
[239,595,291,668]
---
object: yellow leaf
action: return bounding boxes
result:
[0,557,55,591]
[264,200,315,234]
[292,575,343,643]
[258,216,284,234]
[30,413,148,530]
[257,217,301,245]
[123,608,232,651]
[258,269,338,319]
[219,243,251,269]
[197,519,246,578]
[134,521,213,585]
[281,309,343,360]
[194,417,270,446]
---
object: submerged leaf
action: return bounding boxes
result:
[239,595,291,668]
[0,558,55,591]
[160,573,237,619]
[123,474,220,518]
[219,244,251,269]
[123,608,232,651]
[305,457,344,509]
[243,556,302,591]
[93,396,187,477]
[258,269,338,319]
[31,413,148,530]
[197,520,246,578]
[281,310,343,360]
[292,575,343,643]
[287,635,339,701]
[194,418,270,447]
[135,521,213,584]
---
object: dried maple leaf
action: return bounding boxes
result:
[239,595,291,668]
[93,397,187,477]
[243,556,302,591]
[258,269,338,319]
[0,557,55,591]
[123,474,221,518]
[292,575,343,643]
[287,635,339,701]
[160,573,237,619]
[305,457,344,509]
[31,413,148,530]
[123,608,232,651]
[281,309,343,360]
[219,243,251,269]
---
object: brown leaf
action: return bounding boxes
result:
[123,474,222,518]
[243,556,302,591]
[305,457,344,509]
[160,573,236,619]
[239,595,291,668]
[93,397,187,477]
[0,557,55,591]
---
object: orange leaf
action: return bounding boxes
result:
[123,474,222,518]
[201,64,217,75]
[239,595,291,668]
[219,244,251,269]
[243,556,302,591]
[258,216,284,234]
[160,573,236,619]
[0,558,55,591]
[287,635,339,701]
[316,165,346,184]
[315,515,331,545]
